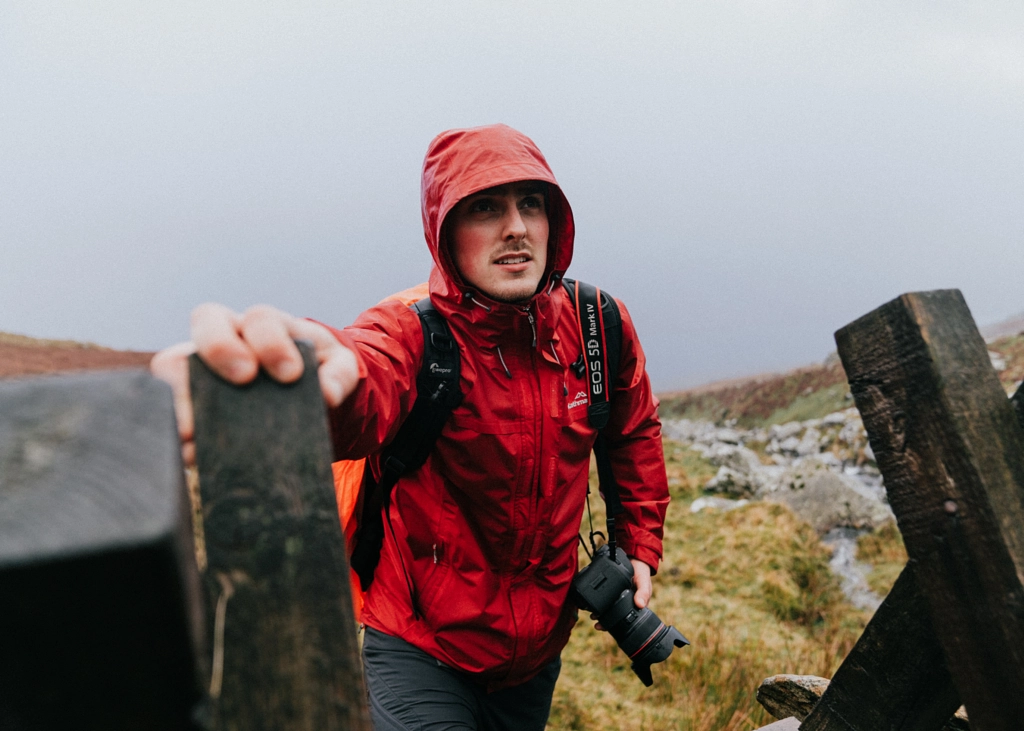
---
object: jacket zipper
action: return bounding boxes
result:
[523,306,537,348]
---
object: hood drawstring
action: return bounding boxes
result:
[464,291,492,313]
[496,346,513,379]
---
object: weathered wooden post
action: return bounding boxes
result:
[799,564,961,730]
[827,289,1024,730]
[190,343,369,730]
[0,371,207,729]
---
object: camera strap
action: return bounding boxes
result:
[563,278,626,555]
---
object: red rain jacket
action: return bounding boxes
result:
[325,124,669,691]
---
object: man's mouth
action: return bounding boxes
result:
[495,254,531,265]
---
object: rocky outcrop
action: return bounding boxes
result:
[663,408,893,535]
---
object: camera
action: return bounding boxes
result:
[570,544,688,686]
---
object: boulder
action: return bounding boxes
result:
[690,496,749,513]
[779,436,801,454]
[763,464,894,533]
[795,427,822,456]
[756,674,829,721]
[707,444,763,473]
[705,467,757,497]
[771,421,803,441]
[714,427,742,445]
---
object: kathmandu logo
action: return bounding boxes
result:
[429,363,452,375]
[568,391,589,409]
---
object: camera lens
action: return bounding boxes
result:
[608,605,689,686]
[571,544,689,686]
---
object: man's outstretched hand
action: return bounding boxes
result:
[150,303,359,466]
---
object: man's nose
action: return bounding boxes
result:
[503,205,527,241]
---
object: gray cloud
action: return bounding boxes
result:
[2,1,1022,389]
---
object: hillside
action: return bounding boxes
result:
[0,331,153,379]
[658,332,1024,429]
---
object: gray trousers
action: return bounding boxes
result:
[361,627,561,731]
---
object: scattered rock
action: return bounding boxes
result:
[756,674,828,721]
[690,496,749,513]
[707,444,763,474]
[714,427,742,444]
[795,427,822,456]
[771,421,803,441]
[705,466,757,497]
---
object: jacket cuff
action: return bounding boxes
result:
[624,544,661,575]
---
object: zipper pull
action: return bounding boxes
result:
[526,309,537,348]
[432,544,439,564]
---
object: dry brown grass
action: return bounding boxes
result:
[856,522,908,597]
[549,441,868,730]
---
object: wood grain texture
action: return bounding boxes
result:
[190,344,369,731]
[835,290,1024,730]
[0,370,206,730]
[800,564,960,731]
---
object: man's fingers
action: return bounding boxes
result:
[287,318,360,407]
[157,304,358,466]
[191,303,259,384]
[631,558,653,609]
[239,305,305,383]
[151,341,197,443]
[151,341,198,467]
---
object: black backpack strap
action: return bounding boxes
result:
[349,298,463,597]
[562,278,626,554]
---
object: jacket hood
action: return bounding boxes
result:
[421,124,575,304]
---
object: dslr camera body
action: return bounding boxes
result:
[570,544,689,686]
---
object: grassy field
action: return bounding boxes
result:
[548,441,873,730]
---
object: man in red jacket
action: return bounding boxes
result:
[153,124,669,730]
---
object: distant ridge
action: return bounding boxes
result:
[980,312,1024,342]
[0,331,153,379]
[659,321,1024,427]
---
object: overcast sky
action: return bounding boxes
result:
[2,1,1023,390]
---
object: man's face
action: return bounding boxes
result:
[448,181,549,304]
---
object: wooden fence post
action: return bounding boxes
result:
[834,289,1024,730]
[190,343,370,730]
[0,371,207,730]
[799,563,961,731]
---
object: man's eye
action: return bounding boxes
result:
[469,199,496,213]
[520,196,544,210]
